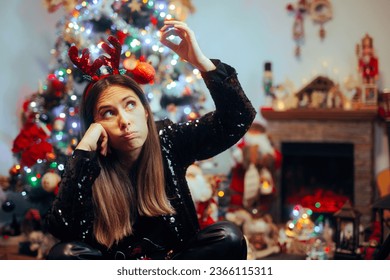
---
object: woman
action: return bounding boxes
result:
[46,20,256,259]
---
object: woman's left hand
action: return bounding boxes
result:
[160,20,216,72]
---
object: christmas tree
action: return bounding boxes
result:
[0,0,207,239]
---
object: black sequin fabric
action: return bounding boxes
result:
[45,60,256,259]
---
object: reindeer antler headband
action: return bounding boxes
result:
[68,36,155,94]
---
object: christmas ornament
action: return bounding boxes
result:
[2,199,16,212]
[39,113,51,124]
[53,117,66,131]
[286,0,333,57]
[309,0,333,39]
[131,62,156,84]
[128,0,142,12]
[41,172,61,193]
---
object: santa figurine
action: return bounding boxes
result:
[229,122,281,213]
[186,164,218,229]
[53,116,66,131]
[357,34,379,85]
[41,172,61,194]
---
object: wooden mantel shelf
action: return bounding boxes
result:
[260,107,379,121]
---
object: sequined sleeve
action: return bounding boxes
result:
[45,149,101,242]
[161,59,256,168]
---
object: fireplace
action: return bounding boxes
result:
[261,108,377,226]
[280,142,354,222]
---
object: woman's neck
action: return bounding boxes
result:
[115,148,142,172]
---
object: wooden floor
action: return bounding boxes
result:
[0,236,37,260]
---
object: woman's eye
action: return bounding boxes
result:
[126,101,136,110]
[102,110,114,118]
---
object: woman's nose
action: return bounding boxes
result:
[118,112,131,129]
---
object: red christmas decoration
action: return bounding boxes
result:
[20,141,53,167]
[116,30,128,45]
[12,123,51,153]
[131,62,156,84]
[12,122,53,167]
[150,16,158,26]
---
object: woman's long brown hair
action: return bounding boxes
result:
[80,74,174,248]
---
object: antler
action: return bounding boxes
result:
[100,36,122,74]
[68,46,104,78]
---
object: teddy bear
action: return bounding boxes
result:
[225,209,280,259]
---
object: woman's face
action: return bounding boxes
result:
[94,85,149,156]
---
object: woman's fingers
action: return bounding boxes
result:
[99,129,108,156]
[160,20,187,32]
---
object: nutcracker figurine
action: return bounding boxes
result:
[357,34,379,85]
[356,34,379,106]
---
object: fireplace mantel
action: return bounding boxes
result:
[260,107,378,121]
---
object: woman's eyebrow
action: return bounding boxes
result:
[97,96,135,111]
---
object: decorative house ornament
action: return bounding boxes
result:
[333,200,362,259]
[286,0,333,57]
[294,75,335,108]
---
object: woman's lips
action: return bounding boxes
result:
[121,132,137,140]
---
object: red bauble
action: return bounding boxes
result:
[131,62,155,84]
[150,16,158,26]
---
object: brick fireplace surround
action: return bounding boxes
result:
[261,108,378,227]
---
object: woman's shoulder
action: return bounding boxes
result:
[155,118,173,132]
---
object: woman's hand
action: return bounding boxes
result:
[75,123,109,156]
[160,20,216,72]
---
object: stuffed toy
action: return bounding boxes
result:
[229,122,281,212]
[28,230,58,260]
[226,209,280,259]
[186,164,218,229]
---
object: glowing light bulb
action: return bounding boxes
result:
[184,107,192,114]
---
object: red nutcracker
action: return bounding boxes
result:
[357,34,379,84]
